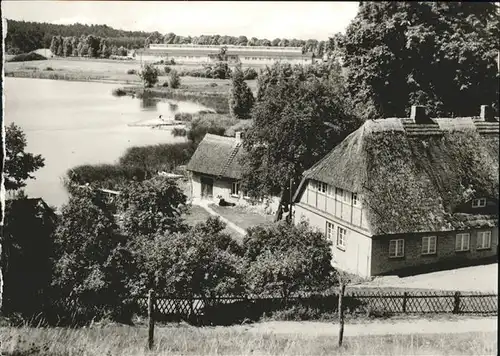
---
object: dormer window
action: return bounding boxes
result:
[472,198,486,208]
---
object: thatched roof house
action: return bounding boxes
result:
[187,133,245,180]
[293,105,499,277]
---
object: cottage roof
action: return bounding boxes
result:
[294,115,499,236]
[186,133,245,180]
[5,198,57,222]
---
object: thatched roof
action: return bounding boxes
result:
[5,198,57,225]
[186,134,245,180]
[294,116,499,236]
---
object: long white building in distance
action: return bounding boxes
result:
[135,44,314,65]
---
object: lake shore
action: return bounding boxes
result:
[4,57,258,92]
[5,57,259,114]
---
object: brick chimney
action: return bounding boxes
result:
[480,105,495,122]
[410,105,430,124]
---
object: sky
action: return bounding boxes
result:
[2,1,359,40]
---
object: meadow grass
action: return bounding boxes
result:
[0,324,495,356]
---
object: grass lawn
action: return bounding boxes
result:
[209,204,274,231]
[183,205,243,240]
[0,324,495,356]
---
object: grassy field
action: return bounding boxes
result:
[5,57,259,94]
[0,324,495,356]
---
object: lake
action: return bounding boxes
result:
[4,78,211,207]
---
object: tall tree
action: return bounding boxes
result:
[4,123,45,193]
[241,62,360,220]
[229,66,255,120]
[338,1,499,119]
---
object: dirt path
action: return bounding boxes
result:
[235,317,498,337]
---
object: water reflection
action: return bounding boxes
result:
[168,102,179,112]
[140,97,159,111]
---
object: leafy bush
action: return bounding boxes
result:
[52,187,136,324]
[66,164,148,191]
[186,113,238,144]
[172,127,187,137]
[162,81,169,87]
[170,59,176,65]
[7,52,47,62]
[118,142,196,175]
[225,120,253,137]
[45,67,54,71]
[111,88,127,97]
[243,221,335,298]
[243,67,258,80]
[130,217,244,298]
[209,83,218,87]
[168,69,181,89]
[138,63,159,88]
[174,112,193,122]
[164,66,171,74]
[126,69,136,75]
[117,176,188,236]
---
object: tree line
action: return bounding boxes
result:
[49,35,129,58]
[5,19,148,54]
[5,18,329,57]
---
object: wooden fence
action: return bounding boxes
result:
[135,290,498,321]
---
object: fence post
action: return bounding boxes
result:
[148,289,155,350]
[338,282,346,347]
[453,291,461,314]
[402,292,408,313]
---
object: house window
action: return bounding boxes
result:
[389,239,404,258]
[318,182,327,193]
[352,193,359,206]
[337,226,347,250]
[472,198,486,208]
[336,187,343,201]
[231,181,240,196]
[477,231,492,250]
[327,185,335,197]
[421,236,437,255]
[343,190,351,204]
[326,221,335,241]
[455,233,470,252]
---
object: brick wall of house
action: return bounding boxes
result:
[371,227,499,275]
[295,203,373,277]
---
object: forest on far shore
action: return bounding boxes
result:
[4,19,329,57]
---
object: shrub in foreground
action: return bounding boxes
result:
[243,221,335,298]
[51,188,136,325]
[131,217,244,300]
